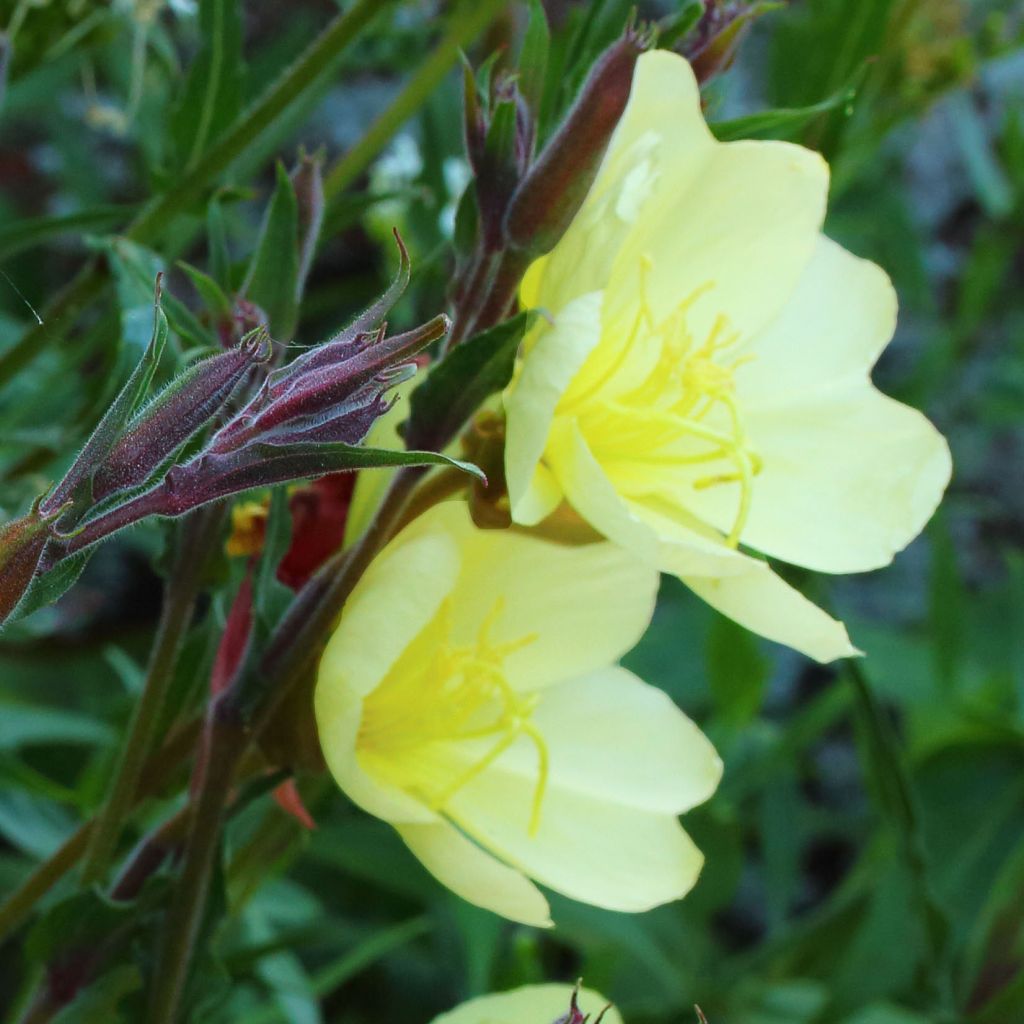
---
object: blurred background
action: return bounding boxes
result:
[1,1,1023,1022]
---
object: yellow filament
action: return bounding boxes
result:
[583,258,763,548]
[359,599,550,836]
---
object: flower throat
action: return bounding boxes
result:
[358,599,549,835]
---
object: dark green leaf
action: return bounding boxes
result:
[405,310,536,451]
[519,0,550,116]
[243,163,300,338]
[171,0,245,172]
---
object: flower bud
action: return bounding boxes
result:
[684,1,769,85]
[0,501,56,623]
[503,20,654,255]
[92,331,268,501]
[291,149,325,299]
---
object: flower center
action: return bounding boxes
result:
[566,259,762,547]
[358,598,549,834]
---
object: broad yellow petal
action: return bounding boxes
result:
[731,237,951,572]
[505,291,602,523]
[431,985,622,1024]
[448,667,721,815]
[441,502,658,691]
[528,49,714,314]
[397,821,552,928]
[315,520,460,824]
[547,417,746,577]
[682,560,858,663]
[448,769,706,912]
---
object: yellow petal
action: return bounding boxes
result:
[448,768,706,913]
[397,821,552,928]
[430,985,622,1024]
[315,519,460,824]
[442,502,658,691]
[729,237,951,572]
[528,50,714,314]
[461,667,722,815]
[547,417,745,577]
[682,559,859,663]
[505,291,602,523]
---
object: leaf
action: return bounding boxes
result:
[49,965,142,1024]
[706,614,768,728]
[9,549,94,623]
[0,704,113,750]
[255,487,294,634]
[0,205,132,261]
[172,0,245,172]
[178,261,232,319]
[207,194,233,289]
[711,75,862,142]
[519,0,550,116]
[0,789,77,859]
[404,310,536,451]
[92,237,167,356]
[243,163,300,338]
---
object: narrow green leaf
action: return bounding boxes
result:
[172,0,245,172]
[244,163,300,339]
[711,72,863,142]
[519,0,550,116]
[405,310,536,451]
[207,194,232,289]
[0,206,133,261]
[178,261,232,319]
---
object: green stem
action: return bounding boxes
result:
[145,467,421,1024]
[0,0,392,386]
[145,698,247,1024]
[79,507,223,886]
[322,0,506,200]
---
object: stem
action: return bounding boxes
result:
[0,0,392,385]
[145,699,248,1024]
[322,0,507,200]
[79,507,224,886]
[144,467,422,1024]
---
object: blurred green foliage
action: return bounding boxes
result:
[1,1,1023,1022]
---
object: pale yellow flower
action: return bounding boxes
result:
[315,501,722,926]
[504,50,952,663]
[430,984,622,1024]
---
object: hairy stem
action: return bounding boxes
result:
[144,466,421,1024]
[79,507,224,886]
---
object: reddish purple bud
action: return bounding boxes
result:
[0,501,57,624]
[504,20,654,255]
[291,149,325,299]
[92,331,268,500]
[211,314,448,453]
[210,567,254,696]
[684,1,769,84]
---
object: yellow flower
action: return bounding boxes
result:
[504,50,952,663]
[430,984,622,1024]
[315,501,722,926]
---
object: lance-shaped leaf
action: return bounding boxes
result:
[243,162,300,338]
[91,329,269,501]
[292,149,325,302]
[405,309,536,451]
[40,285,168,518]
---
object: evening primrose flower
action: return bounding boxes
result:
[504,50,952,663]
[314,501,721,926]
[430,984,622,1024]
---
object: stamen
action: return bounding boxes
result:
[359,598,550,834]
